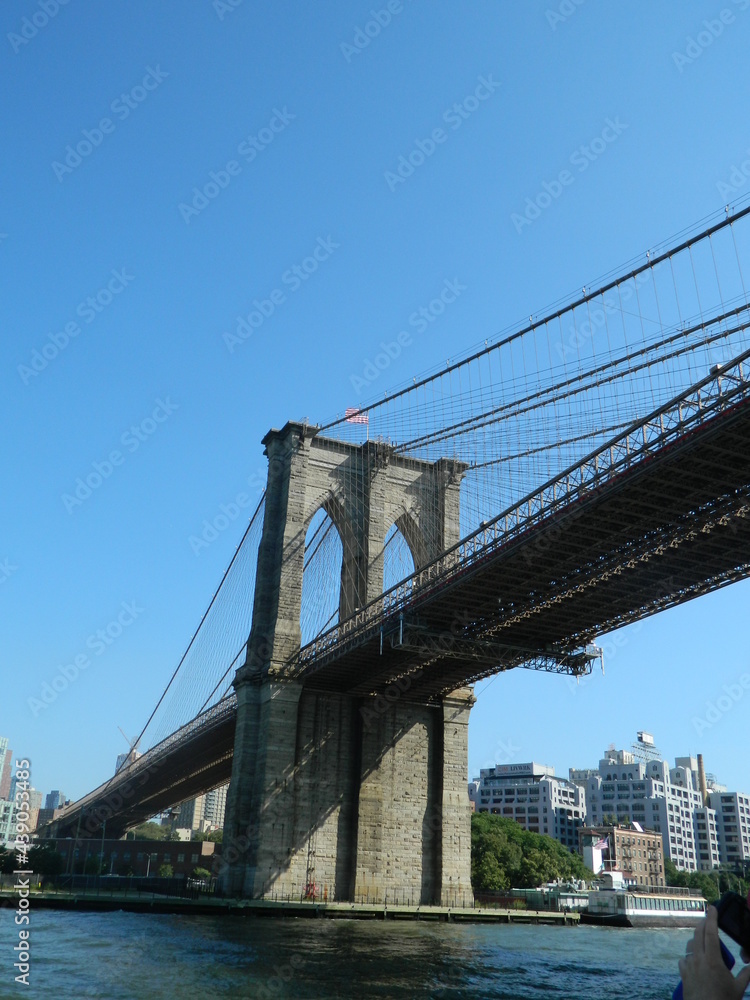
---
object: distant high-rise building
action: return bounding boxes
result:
[176,795,205,832]
[45,790,66,811]
[27,789,42,832]
[115,749,141,774]
[0,738,12,800]
[203,785,228,829]
[175,784,229,833]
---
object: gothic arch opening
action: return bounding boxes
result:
[382,518,419,594]
[299,506,344,647]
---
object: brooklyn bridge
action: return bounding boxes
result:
[42,205,750,905]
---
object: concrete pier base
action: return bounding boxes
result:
[221,680,474,904]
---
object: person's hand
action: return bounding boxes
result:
[678,906,750,999]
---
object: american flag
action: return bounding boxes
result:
[345,407,369,424]
[593,836,609,850]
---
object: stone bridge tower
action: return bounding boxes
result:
[220,421,475,904]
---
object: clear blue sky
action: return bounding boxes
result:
[3,0,750,803]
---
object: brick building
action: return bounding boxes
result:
[52,838,219,877]
[579,824,665,887]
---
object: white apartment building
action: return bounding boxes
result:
[469,762,585,850]
[203,784,228,828]
[0,799,17,846]
[694,805,721,871]
[708,790,750,865]
[580,747,719,873]
[474,737,745,873]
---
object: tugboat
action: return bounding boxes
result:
[582,870,707,927]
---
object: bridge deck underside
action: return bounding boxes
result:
[50,713,235,839]
[298,397,750,701]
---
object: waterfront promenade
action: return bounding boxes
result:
[0,886,578,924]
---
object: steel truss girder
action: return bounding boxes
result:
[385,622,601,677]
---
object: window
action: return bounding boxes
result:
[163,853,171,863]
[177,853,185,863]
[191,854,199,863]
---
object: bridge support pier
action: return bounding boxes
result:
[221,680,474,904]
[219,420,474,903]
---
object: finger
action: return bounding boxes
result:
[704,906,724,963]
[693,912,709,956]
[703,906,722,961]
[736,962,750,995]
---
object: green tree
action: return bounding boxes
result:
[665,858,686,886]
[474,852,506,891]
[688,872,720,903]
[28,844,65,879]
[664,860,744,903]
[192,829,222,843]
[158,863,174,877]
[84,856,106,875]
[471,814,593,892]
[0,847,16,874]
[132,822,167,841]
[520,847,560,888]
[191,867,211,880]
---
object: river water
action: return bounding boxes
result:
[0,910,697,999]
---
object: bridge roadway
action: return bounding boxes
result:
[42,696,238,841]
[294,353,750,700]
[44,354,750,839]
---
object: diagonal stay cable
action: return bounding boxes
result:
[120,490,266,771]
[393,305,750,455]
[195,644,247,716]
[470,423,631,470]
